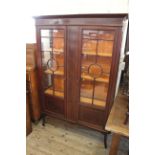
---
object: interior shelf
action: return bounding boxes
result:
[42,48,64,53]
[80,97,92,104]
[44,88,64,98]
[93,99,106,107]
[80,97,106,107]
[82,51,112,57]
[44,69,64,75]
[81,74,109,83]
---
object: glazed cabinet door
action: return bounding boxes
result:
[38,26,67,118]
[78,27,120,129]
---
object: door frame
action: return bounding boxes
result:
[36,25,67,118]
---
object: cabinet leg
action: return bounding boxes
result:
[104,133,108,149]
[32,120,39,125]
[42,113,46,126]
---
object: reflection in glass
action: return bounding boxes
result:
[80,80,93,104]
[53,38,64,52]
[42,52,50,67]
[94,82,108,101]
[54,76,64,92]
[80,29,114,107]
[43,74,52,89]
[98,41,113,56]
[80,80,93,98]
[41,29,65,99]
[97,57,112,74]
[41,30,51,37]
[53,30,64,37]
[83,30,114,40]
[82,39,97,55]
[98,31,114,40]
[83,30,98,39]
[41,38,51,51]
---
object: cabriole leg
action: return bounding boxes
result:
[42,113,46,126]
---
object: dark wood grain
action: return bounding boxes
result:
[104,28,123,128]
[44,94,64,115]
[66,26,80,122]
[78,105,105,126]
[34,14,127,27]
[34,14,128,19]
[26,93,32,136]
[26,43,41,122]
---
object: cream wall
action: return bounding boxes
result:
[25,0,128,97]
[25,0,128,43]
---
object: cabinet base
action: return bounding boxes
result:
[41,112,110,148]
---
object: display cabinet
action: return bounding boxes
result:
[35,14,127,134]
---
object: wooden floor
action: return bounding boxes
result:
[26,117,128,155]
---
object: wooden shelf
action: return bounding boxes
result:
[80,97,106,107]
[44,88,64,98]
[82,51,112,57]
[44,69,64,75]
[81,74,109,83]
[42,48,64,53]
[80,97,92,104]
[93,99,106,107]
[83,38,114,41]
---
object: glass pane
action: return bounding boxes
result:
[80,29,115,107]
[81,55,95,67]
[41,29,65,99]
[98,41,113,56]
[54,76,64,92]
[95,74,110,83]
[43,53,64,75]
[52,53,64,75]
[43,74,52,89]
[98,31,114,40]
[53,53,64,66]
[83,30,98,39]
[41,37,51,51]
[93,82,108,107]
[94,82,108,101]
[82,39,97,55]
[81,55,95,78]
[41,30,51,37]
[42,52,50,67]
[53,29,64,37]
[53,38,64,52]
[97,57,112,74]
[80,79,93,104]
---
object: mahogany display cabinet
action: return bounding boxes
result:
[34,14,127,139]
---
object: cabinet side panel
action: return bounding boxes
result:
[104,28,123,126]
